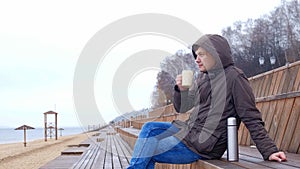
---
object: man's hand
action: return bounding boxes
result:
[268,151,287,162]
[176,75,189,91]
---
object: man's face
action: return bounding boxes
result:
[195,47,216,72]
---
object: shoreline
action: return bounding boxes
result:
[0,131,98,169]
[0,132,85,145]
[0,127,86,145]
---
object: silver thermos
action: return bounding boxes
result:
[227,117,239,161]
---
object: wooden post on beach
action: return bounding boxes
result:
[15,125,35,147]
[24,128,26,147]
[44,113,47,141]
[55,113,58,140]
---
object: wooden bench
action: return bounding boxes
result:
[115,126,300,169]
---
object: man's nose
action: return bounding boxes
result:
[195,56,201,63]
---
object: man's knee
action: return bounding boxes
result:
[142,122,157,131]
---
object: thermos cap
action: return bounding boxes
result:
[227,117,237,126]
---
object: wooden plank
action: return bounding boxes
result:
[260,74,269,97]
[72,144,96,169]
[256,91,300,102]
[83,144,98,168]
[281,68,292,94]
[264,100,277,132]
[263,73,273,97]
[113,134,131,168]
[292,64,300,91]
[280,97,300,151]
[239,154,299,169]
[116,134,133,156]
[256,102,263,114]
[239,146,300,169]
[148,107,164,118]
[288,97,300,153]
[72,132,107,169]
[278,69,288,94]
[282,152,300,166]
[238,123,245,145]
[221,151,268,169]
[115,133,133,155]
[239,146,300,167]
[229,158,273,169]
[255,77,263,98]
[274,98,294,149]
[120,130,136,149]
[268,99,285,141]
[110,134,122,169]
[286,65,299,93]
[85,144,101,169]
[40,155,82,169]
[240,124,249,146]
[193,160,228,169]
[250,78,258,97]
[104,131,113,169]
[260,101,270,122]
[255,78,262,97]
[88,133,107,168]
[256,77,264,97]
[156,163,192,169]
[91,135,108,168]
[272,70,283,95]
[257,77,265,97]
[268,71,278,96]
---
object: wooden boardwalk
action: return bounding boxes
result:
[41,61,300,169]
[41,124,300,169]
[40,126,132,169]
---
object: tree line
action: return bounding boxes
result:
[151,0,300,109]
[223,0,300,76]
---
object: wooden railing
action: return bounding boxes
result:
[239,60,300,153]
[249,60,300,98]
[117,60,300,155]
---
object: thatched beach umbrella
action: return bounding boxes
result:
[15,125,35,147]
[58,128,64,136]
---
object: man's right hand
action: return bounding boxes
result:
[268,151,287,162]
[176,74,189,91]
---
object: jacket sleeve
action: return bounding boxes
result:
[173,84,196,113]
[232,74,279,160]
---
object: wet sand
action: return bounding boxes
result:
[0,132,97,169]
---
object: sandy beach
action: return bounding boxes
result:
[0,131,97,169]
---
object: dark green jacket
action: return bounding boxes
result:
[172,34,278,160]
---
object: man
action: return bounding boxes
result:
[127,34,286,169]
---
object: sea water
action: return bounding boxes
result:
[0,127,85,144]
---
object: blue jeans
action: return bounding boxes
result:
[127,122,202,169]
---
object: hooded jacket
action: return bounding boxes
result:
[172,34,279,160]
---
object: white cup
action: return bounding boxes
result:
[182,70,194,88]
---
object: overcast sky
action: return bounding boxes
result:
[0,0,282,128]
